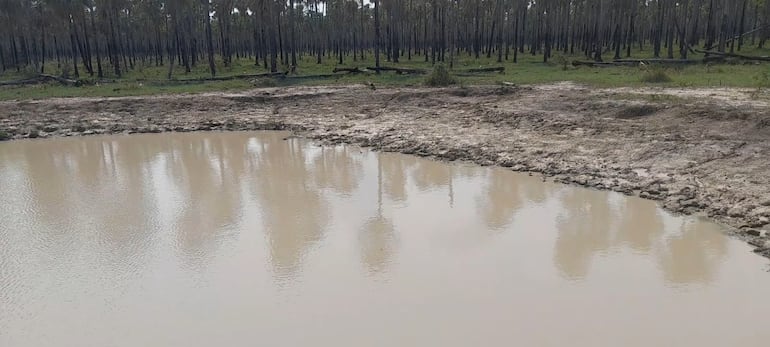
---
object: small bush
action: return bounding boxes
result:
[60,65,73,79]
[640,68,672,83]
[425,65,457,87]
[750,71,770,99]
[554,54,569,71]
[0,131,10,141]
[755,71,770,91]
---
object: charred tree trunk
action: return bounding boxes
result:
[204,0,216,77]
[374,0,381,72]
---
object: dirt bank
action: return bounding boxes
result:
[2,83,770,258]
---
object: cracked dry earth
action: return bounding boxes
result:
[1,82,770,259]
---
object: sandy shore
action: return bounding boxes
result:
[2,82,769,258]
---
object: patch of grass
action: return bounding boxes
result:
[647,93,681,102]
[425,64,457,86]
[0,79,255,100]
[705,64,724,73]
[640,68,673,83]
[3,45,770,100]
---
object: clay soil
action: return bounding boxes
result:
[2,82,769,258]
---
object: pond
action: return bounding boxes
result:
[0,132,768,346]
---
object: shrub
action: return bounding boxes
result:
[640,68,672,83]
[750,71,770,99]
[0,131,10,141]
[755,71,770,91]
[425,65,457,87]
[60,65,72,79]
[554,54,569,71]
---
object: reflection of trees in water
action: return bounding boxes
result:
[520,176,548,205]
[165,134,248,268]
[553,189,728,285]
[312,146,363,196]
[554,189,614,280]
[8,133,267,272]
[25,139,156,246]
[252,137,329,282]
[616,197,664,253]
[101,137,161,256]
[2,136,164,278]
[15,142,80,226]
[380,153,414,202]
[359,156,396,275]
[411,158,451,192]
[379,153,483,207]
[476,169,524,230]
[659,221,728,285]
[360,216,396,274]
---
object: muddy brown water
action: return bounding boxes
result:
[0,131,768,347]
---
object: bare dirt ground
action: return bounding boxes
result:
[2,82,770,257]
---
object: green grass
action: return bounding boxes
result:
[2,46,770,100]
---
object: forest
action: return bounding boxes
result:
[1,0,769,80]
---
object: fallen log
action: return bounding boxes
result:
[703,56,727,63]
[705,25,770,51]
[695,49,770,62]
[367,66,427,74]
[0,74,81,87]
[0,78,40,86]
[573,59,699,67]
[572,60,627,67]
[463,66,505,73]
[612,58,698,65]
[194,71,288,81]
[283,74,337,80]
[136,72,289,85]
[143,72,290,84]
[39,74,81,86]
[332,67,367,74]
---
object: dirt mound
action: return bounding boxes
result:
[614,105,660,119]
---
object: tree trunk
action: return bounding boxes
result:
[204,0,216,77]
[289,0,297,68]
[40,16,46,74]
[68,18,80,77]
[108,8,121,76]
[738,0,749,50]
[374,0,381,73]
[90,8,103,78]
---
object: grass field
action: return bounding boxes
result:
[2,46,770,100]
